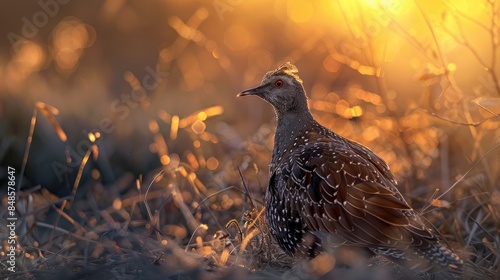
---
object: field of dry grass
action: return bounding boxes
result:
[1,1,499,279]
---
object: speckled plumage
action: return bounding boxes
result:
[238,62,463,274]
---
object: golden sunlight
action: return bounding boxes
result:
[287,0,314,23]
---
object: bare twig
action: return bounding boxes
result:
[422,141,500,213]
[419,108,493,127]
[487,0,500,96]
[443,0,489,31]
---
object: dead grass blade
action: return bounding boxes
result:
[18,108,37,194]
[35,101,67,142]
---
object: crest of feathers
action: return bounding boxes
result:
[263,62,303,84]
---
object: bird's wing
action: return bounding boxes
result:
[278,139,434,247]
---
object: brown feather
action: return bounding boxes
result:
[365,194,412,210]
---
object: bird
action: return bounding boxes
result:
[237,62,463,275]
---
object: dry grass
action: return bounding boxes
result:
[0,99,498,279]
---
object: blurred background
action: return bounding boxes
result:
[1,0,498,192]
[0,0,499,278]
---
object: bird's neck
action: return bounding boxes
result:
[271,110,315,167]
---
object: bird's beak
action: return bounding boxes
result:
[237,85,263,97]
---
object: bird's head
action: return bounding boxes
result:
[238,62,309,115]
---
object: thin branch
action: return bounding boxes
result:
[379,4,438,64]
[488,0,500,96]
[442,15,488,67]
[422,141,500,213]
[443,0,490,31]
[415,0,449,70]
[419,108,493,127]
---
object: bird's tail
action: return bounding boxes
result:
[370,238,463,274]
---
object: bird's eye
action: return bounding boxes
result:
[274,79,284,88]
